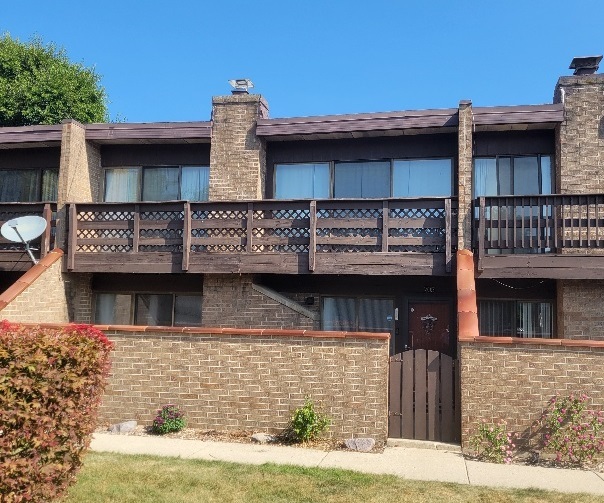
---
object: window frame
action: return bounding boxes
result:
[273,157,454,200]
[472,154,554,198]
[477,298,555,338]
[0,167,59,202]
[320,294,395,333]
[93,291,202,327]
[102,165,210,202]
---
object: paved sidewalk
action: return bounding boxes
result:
[91,433,604,496]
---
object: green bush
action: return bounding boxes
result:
[289,398,330,443]
[0,321,113,502]
[151,404,186,435]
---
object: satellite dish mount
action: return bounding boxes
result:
[1,216,48,265]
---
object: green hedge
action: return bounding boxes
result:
[0,322,113,502]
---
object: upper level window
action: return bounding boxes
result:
[474,155,552,197]
[274,163,329,199]
[274,158,453,199]
[104,166,209,202]
[0,168,58,202]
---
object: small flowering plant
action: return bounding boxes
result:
[151,404,186,435]
[468,420,516,464]
[538,393,604,465]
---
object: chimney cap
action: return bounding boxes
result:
[228,78,254,94]
[569,55,602,75]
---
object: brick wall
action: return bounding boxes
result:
[209,94,269,200]
[457,100,473,250]
[97,326,389,441]
[557,279,604,340]
[459,338,604,448]
[202,275,316,329]
[0,254,69,323]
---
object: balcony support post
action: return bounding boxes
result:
[67,204,77,270]
[41,203,52,258]
[445,198,452,273]
[309,200,317,272]
[382,200,389,253]
[478,197,485,270]
[246,203,254,253]
[133,204,140,253]
[182,202,191,271]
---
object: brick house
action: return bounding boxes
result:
[1,58,603,446]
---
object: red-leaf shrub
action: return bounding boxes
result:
[0,321,113,502]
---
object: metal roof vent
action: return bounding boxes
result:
[228,78,254,95]
[569,55,602,75]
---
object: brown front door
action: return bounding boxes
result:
[408,300,452,355]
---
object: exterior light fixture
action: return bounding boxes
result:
[228,78,254,94]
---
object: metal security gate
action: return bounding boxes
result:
[388,349,460,443]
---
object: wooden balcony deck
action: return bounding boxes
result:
[66,198,457,275]
[474,194,604,278]
[0,203,56,272]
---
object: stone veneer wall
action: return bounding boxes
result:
[459,337,604,448]
[209,94,268,201]
[202,275,316,330]
[557,280,604,340]
[0,250,69,323]
[97,326,389,441]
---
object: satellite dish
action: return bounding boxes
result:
[1,215,48,264]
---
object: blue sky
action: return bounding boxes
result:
[2,1,602,122]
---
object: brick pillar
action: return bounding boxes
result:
[457,100,473,250]
[56,119,102,248]
[554,73,604,193]
[209,94,269,201]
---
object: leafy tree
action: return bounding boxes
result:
[0,34,108,126]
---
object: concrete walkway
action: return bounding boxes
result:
[91,433,604,496]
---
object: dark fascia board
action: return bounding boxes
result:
[0,124,63,145]
[85,121,212,142]
[473,103,564,126]
[257,103,565,138]
[257,108,459,137]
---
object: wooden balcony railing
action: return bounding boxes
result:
[474,194,604,261]
[67,198,457,275]
[0,202,56,257]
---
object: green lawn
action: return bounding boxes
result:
[62,452,604,503]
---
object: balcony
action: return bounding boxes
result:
[0,203,56,271]
[66,198,457,275]
[474,194,604,278]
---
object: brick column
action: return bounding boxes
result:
[56,119,102,248]
[209,94,269,201]
[457,100,473,250]
[554,74,604,193]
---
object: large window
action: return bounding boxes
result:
[322,296,394,333]
[478,299,553,338]
[474,155,552,197]
[0,168,58,202]
[104,166,209,202]
[274,163,329,199]
[274,158,453,199]
[94,293,202,327]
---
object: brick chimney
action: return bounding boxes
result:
[209,94,269,201]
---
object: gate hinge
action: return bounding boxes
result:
[388,412,402,416]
